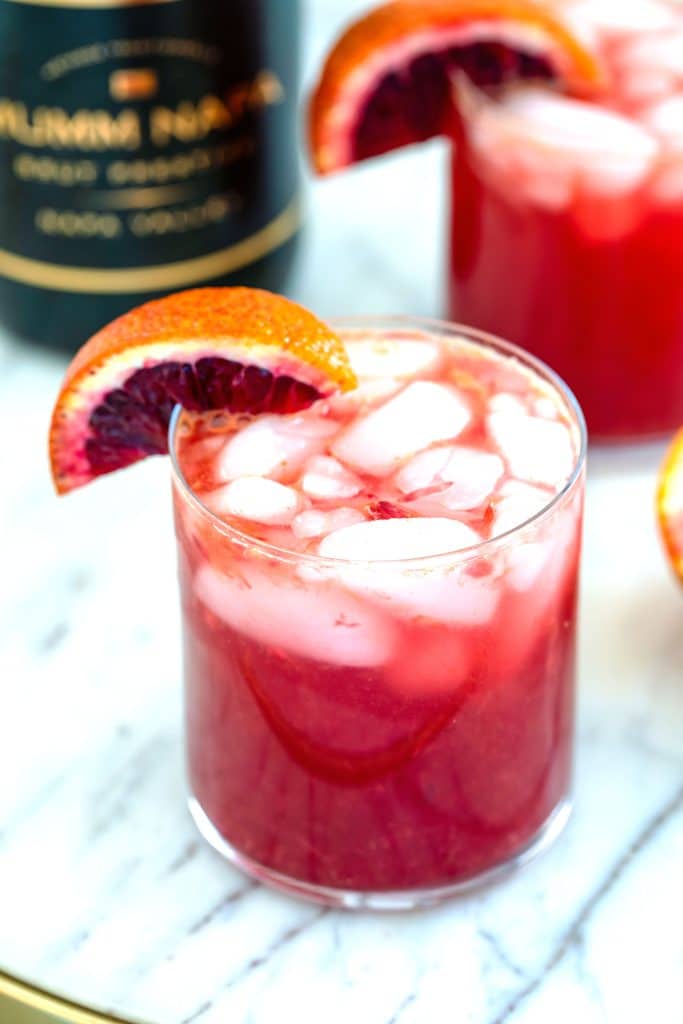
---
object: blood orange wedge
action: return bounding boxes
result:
[310,0,606,174]
[49,287,355,495]
[657,429,683,584]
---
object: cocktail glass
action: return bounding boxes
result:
[448,2,683,441]
[170,318,586,909]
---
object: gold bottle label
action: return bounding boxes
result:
[0,0,299,291]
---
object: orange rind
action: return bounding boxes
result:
[657,428,683,584]
[49,287,355,494]
[310,0,606,174]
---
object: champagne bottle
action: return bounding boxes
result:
[0,0,300,351]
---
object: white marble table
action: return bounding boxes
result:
[1,2,683,1021]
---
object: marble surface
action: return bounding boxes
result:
[2,1,683,1021]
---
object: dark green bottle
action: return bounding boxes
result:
[0,0,300,351]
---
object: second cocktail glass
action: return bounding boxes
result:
[309,0,683,442]
[448,1,683,440]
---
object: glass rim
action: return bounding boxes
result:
[168,315,587,570]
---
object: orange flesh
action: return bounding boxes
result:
[49,288,355,494]
[310,0,606,173]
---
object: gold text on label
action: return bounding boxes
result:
[0,71,284,151]
[11,140,255,189]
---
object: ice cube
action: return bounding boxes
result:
[505,540,553,591]
[565,0,678,36]
[208,476,300,525]
[620,32,683,79]
[650,160,683,203]
[620,68,675,105]
[498,481,581,591]
[486,492,581,675]
[469,105,573,210]
[641,95,683,151]
[318,518,497,626]
[500,88,658,194]
[344,337,442,379]
[492,481,557,589]
[438,448,504,509]
[192,434,227,459]
[301,455,362,500]
[387,629,473,698]
[393,447,454,494]
[616,34,683,102]
[332,381,471,476]
[318,517,479,561]
[488,392,528,416]
[195,564,396,667]
[488,410,576,488]
[520,170,574,211]
[492,480,552,538]
[216,413,338,482]
[400,446,504,511]
[291,506,365,540]
[324,377,402,418]
[533,396,560,420]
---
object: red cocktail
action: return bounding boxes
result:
[449,0,683,440]
[308,0,683,442]
[172,319,586,907]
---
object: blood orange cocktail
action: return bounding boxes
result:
[171,318,586,908]
[449,0,683,441]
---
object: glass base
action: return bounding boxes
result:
[188,795,573,910]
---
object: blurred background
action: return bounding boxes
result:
[295,0,445,318]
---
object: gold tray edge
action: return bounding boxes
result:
[0,969,149,1024]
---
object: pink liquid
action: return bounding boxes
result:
[449,1,683,441]
[173,326,584,897]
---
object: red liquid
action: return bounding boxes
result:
[176,510,579,892]
[449,144,683,441]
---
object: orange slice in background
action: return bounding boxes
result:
[49,287,355,495]
[657,428,683,584]
[310,0,606,174]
